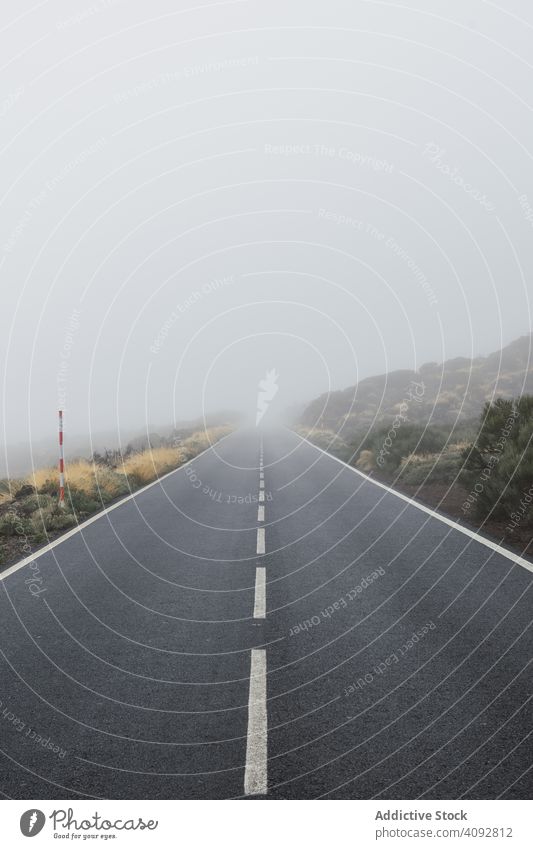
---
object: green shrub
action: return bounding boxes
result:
[399,452,462,486]
[67,490,101,517]
[0,511,32,537]
[30,505,76,538]
[36,478,60,496]
[461,396,533,524]
[17,493,56,516]
[358,423,446,475]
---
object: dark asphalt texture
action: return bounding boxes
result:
[0,428,531,799]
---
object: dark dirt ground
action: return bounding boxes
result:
[376,477,533,561]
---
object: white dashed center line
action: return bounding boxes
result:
[258,491,265,502]
[257,505,264,522]
[244,649,267,796]
[256,527,265,554]
[253,567,266,618]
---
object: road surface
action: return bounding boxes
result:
[0,428,531,799]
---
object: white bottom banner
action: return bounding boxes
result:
[1,800,530,848]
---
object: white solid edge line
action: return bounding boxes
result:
[258,505,265,522]
[253,567,266,619]
[294,431,533,575]
[0,431,236,581]
[256,527,266,555]
[258,491,265,503]
[244,648,267,796]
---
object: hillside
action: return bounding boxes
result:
[298,334,533,437]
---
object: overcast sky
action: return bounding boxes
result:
[1,0,532,462]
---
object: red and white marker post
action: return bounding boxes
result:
[58,410,65,509]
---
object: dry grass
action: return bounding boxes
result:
[121,427,233,485]
[121,446,186,485]
[29,466,57,492]
[179,426,231,458]
[1,425,234,565]
[62,460,97,493]
[8,426,234,502]
[294,426,349,456]
[93,465,130,498]
[356,449,375,473]
[400,451,434,467]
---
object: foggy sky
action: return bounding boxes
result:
[1,0,532,466]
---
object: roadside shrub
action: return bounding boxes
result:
[30,505,76,539]
[121,427,233,486]
[0,424,235,559]
[67,490,100,517]
[461,396,533,524]
[93,466,129,501]
[179,432,210,460]
[360,423,447,475]
[30,460,130,506]
[0,511,32,538]
[356,449,375,473]
[62,460,102,496]
[0,479,15,506]
[295,427,350,459]
[399,452,462,486]
[14,484,35,499]
[121,446,185,486]
[16,493,56,516]
[30,466,59,495]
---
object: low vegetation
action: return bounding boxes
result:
[293,426,351,461]
[353,420,476,483]
[0,425,233,566]
[461,396,533,527]
[301,395,533,552]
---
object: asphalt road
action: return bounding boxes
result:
[0,428,531,799]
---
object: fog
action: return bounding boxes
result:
[1,0,532,472]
